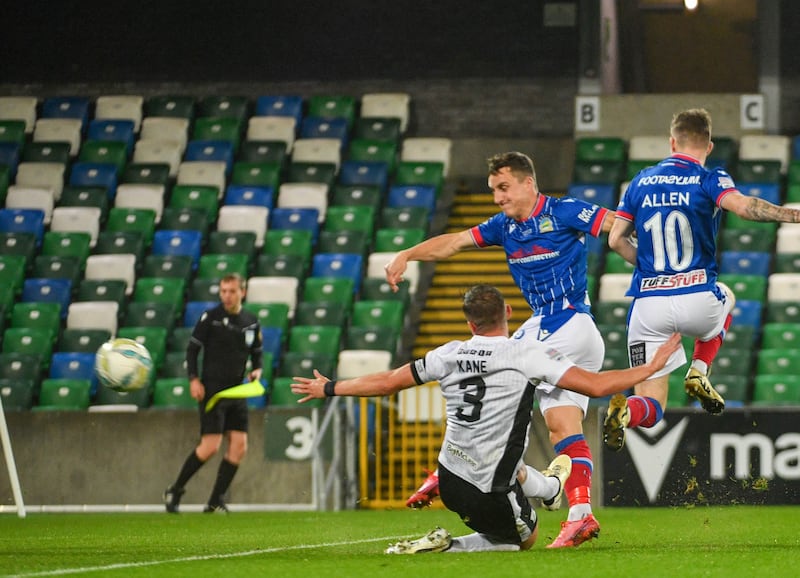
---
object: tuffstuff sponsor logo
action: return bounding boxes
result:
[640,269,707,291]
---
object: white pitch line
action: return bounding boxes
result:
[3,535,403,577]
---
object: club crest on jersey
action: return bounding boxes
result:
[244,329,255,346]
[512,328,526,340]
[538,215,554,232]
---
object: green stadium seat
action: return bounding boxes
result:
[192,116,242,153]
[23,141,72,165]
[58,328,112,354]
[707,136,737,170]
[308,94,356,129]
[380,206,430,231]
[242,302,290,335]
[0,120,27,146]
[268,376,323,408]
[32,255,82,287]
[286,161,337,186]
[757,348,800,375]
[572,160,625,185]
[41,231,92,268]
[238,140,288,165]
[0,255,26,295]
[345,326,398,354]
[262,229,313,266]
[603,251,635,275]
[34,378,91,411]
[124,302,177,331]
[318,230,370,256]
[141,254,194,282]
[277,351,336,380]
[93,231,146,263]
[348,139,398,173]
[207,231,258,262]
[160,351,188,378]
[58,186,110,223]
[601,348,630,370]
[198,95,250,123]
[709,348,753,376]
[11,301,61,334]
[353,117,401,142]
[76,279,128,316]
[575,137,627,163]
[351,300,404,330]
[765,301,800,324]
[121,163,171,187]
[736,160,782,184]
[666,373,690,407]
[761,323,800,349]
[188,278,219,302]
[324,205,376,236]
[78,140,127,174]
[117,326,168,371]
[2,327,54,369]
[625,159,657,180]
[394,161,445,197]
[0,378,36,411]
[145,95,195,119]
[717,274,767,303]
[159,207,209,238]
[722,324,755,348]
[253,254,307,280]
[152,377,196,409]
[288,325,342,357]
[169,184,220,225]
[231,161,281,189]
[294,301,349,327]
[133,277,186,312]
[752,374,800,406]
[168,327,194,353]
[196,253,249,280]
[302,277,354,312]
[373,228,426,252]
[773,253,800,273]
[93,384,151,408]
[331,184,383,209]
[105,207,156,247]
[0,232,38,267]
[720,228,776,253]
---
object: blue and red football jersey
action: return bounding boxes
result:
[471,193,609,317]
[616,153,737,298]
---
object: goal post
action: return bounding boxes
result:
[0,396,26,518]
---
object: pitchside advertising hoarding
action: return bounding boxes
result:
[602,408,800,506]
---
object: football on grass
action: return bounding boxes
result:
[95,338,154,392]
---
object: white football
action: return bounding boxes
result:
[95,338,154,392]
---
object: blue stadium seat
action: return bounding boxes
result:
[261,327,283,364]
[184,140,235,175]
[566,183,617,208]
[311,253,363,293]
[300,117,349,149]
[254,95,304,126]
[224,184,274,209]
[387,185,437,214]
[87,119,136,155]
[0,209,46,246]
[49,351,99,395]
[41,96,91,131]
[69,162,118,200]
[0,142,20,178]
[731,299,763,333]
[269,207,320,244]
[338,160,389,192]
[719,251,771,276]
[21,278,73,318]
[151,230,203,269]
[737,183,781,205]
[183,300,216,328]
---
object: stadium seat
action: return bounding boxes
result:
[114,184,164,224]
[706,136,737,171]
[0,378,36,411]
[597,273,633,302]
[761,323,800,349]
[216,205,269,248]
[192,116,242,153]
[736,160,782,184]
[719,251,771,276]
[752,374,800,406]
[2,327,55,369]
[254,95,304,125]
[40,232,91,272]
[387,185,437,214]
[224,185,274,210]
[367,251,420,295]
[345,326,399,354]
[360,277,411,308]
[196,253,249,280]
[152,377,195,409]
[140,115,190,150]
[288,325,342,357]
[765,301,800,324]
[34,378,92,411]
[66,301,119,335]
[572,160,625,185]
[0,208,45,246]
[776,227,800,255]
[720,228,775,253]
[360,92,410,133]
[717,274,767,303]
[325,205,376,236]
[269,208,320,244]
[722,324,755,348]
[574,137,627,163]
[159,208,209,239]
[317,230,369,256]
[170,184,219,223]
[86,119,136,155]
[757,348,800,376]
[331,184,383,210]
[58,186,109,223]
[41,96,90,131]
[145,95,196,120]
[394,160,445,198]
[21,278,72,318]
[566,183,617,208]
[11,301,61,335]
[246,116,297,151]
[50,206,102,247]
[188,278,220,303]
[207,231,258,263]
[242,302,290,335]
[92,384,151,409]
[176,161,225,195]
[269,376,322,408]
[353,117,402,143]
[198,95,249,122]
[337,349,392,381]
[15,161,66,201]
[730,299,763,332]
[603,251,635,274]
[160,351,188,379]
[401,137,453,177]
[302,277,354,312]
[183,301,216,329]
[338,160,391,193]
[94,95,144,132]
[0,96,37,133]
[286,161,337,186]
[85,254,137,296]
[246,277,299,317]
[292,138,341,171]
[767,273,800,302]
[23,141,71,165]
[277,183,329,222]
[380,206,430,231]
[31,255,82,287]
[352,300,404,330]
[141,254,193,282]
[231,161,282,189]
[311,253,363,293]
[58,328,112,354]
[738,134,791,173]
[737,183,781,205]
[49,351,97,384]
[263,229,313,265]
[348,138,397,172]
[308,95,356,128]
[94,231,146,263]
[0,231,38,265]
[300,117,349,150]
[124,302,176,331]
[32,118,82,157]
[628,135,670,161]
[151,230,203,269]
[709,348,753,376]
[133,277,185,312]
[0,142,20,177]
[184,139,235,176]
[294,301,349,327]
[0,352,42,386]
[132,139,183,177]
[260,326,283,361]
[68,162,117,199]
[253,254,307,281]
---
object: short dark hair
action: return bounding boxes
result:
[670,108,712,148]
[220,273,246,290]
[462,284,506,332]
[487,151,537,182]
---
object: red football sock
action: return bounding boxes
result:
[554,436,592,506]
[626,395,662,428]
[692,313,733,366]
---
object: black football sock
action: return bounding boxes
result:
[208,459,239,504]
[174,450,205,489]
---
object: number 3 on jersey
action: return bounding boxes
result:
[455,377,486,423]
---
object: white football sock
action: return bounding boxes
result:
[447,533,520,552]
[520,465,559,500]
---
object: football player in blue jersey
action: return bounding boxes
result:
[604,108,800,451]
[385,151,615,548]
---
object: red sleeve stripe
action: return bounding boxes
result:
[590,207,611,237]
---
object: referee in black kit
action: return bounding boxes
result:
[164,273,263,513]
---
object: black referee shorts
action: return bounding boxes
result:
[199,398,249,435]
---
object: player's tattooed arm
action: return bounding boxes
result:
[743,197,800,223]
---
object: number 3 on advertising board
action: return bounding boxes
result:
[264,407,320,461]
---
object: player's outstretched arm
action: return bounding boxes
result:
[721,191,800,224]
[385,230,473,291]
[291,365,417,403]
[557,333,682,397]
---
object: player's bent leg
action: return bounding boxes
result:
[406,468,440,508]
[602,393,630,452]
[541,455,572,510]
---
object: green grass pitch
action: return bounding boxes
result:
[0,506,797,577]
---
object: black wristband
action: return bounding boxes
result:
[324,380,337,397]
